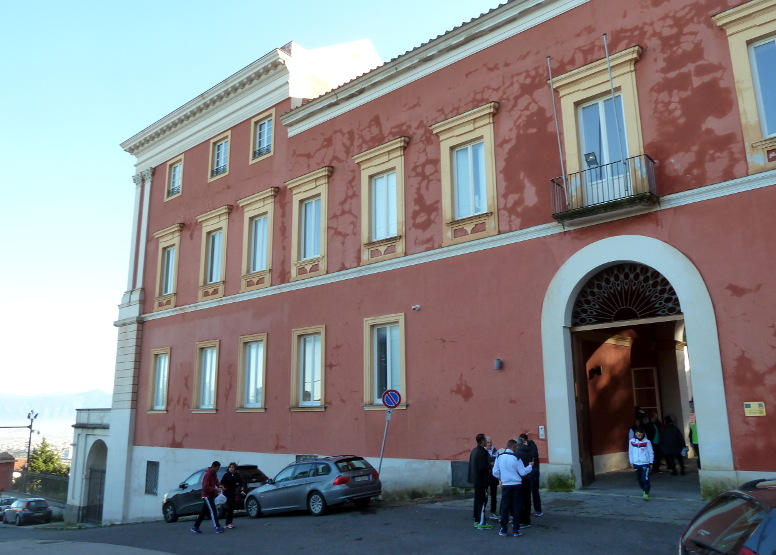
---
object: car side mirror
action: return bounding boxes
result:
[179,482,187,489]
[267,479,274,485]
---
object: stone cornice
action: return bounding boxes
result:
[280,0,589,135]
[121,54,289,156]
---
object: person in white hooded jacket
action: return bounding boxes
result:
[628,428,654,500]
[492,438,532,537]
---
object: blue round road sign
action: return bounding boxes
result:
[382,389,401,409]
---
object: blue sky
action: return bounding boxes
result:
[0,0,501,396]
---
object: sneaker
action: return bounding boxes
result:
[190,527,201,534]
[490,513,500,521]
[476,523,494,530]
[520,523,532,528]
[225,524,235,529]
[643,492,650,500]
[215,527,225,533]
[534,512,543,517]
[498,529,508,537]
[513,530,523,537]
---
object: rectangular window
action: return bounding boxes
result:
[301,197,321,260]
[290,325,325,409]
[166,159,183,199]
[213,140,229,177]
[751,37,776,138]
[151,350,169,411]
[299,333,322,406]
[195,342,219,410]
[453,141,487,219]
[363,314,406,408]
[373,323,400,400]
[249,215,268,273]
[371,171,398,240]
[250,110,275,163]
[160,246,176,296]
[579,95,627,171]
[145,461,160,495]
[196,205,231,301]
[152,224,183,311]
[208,131,231,181]
[255,119,273,158]
[205,230,223,284]
[431,103,499,247]
[287,167,330,281]
[243,339,265,408]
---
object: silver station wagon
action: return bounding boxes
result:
[245,455,382,517]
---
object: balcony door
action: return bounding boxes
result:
[578,95,629,205]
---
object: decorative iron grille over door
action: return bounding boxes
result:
[572,263,681,326]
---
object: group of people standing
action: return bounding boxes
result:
[469,433,542,537]
[627,409,700,500]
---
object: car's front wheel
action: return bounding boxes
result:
[15,515,22,526]
[307,492,327,516]
[163,503,179,523]
[245,496,261,518]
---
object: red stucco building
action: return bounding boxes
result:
[68,0,776,523]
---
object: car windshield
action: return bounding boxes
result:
[28,500,47,509]
[681,494,766,554]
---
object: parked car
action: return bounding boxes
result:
[2,498,52,526]
[679,478,776,554]
[0,497,17,508]
[245,455,381,517]
[162,464,267,523]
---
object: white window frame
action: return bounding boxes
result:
[165,156,183,200]
[194,340,219,411]
[208,131,231,181]
[363,314,406,409]
[149,348,170,412]
[750,36,776,139]
[300,197,321,260]
[237,188,278,292]
[290,326,325,410]
[238,334,267,410]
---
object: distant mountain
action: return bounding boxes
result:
[0,390,112,442]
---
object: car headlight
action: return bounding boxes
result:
[162,493,168,503]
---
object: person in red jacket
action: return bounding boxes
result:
[191,461,225,534]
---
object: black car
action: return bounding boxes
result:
[679,478,776,554]
[2,498,52,526]
[162,464,267,523]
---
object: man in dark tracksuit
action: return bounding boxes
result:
[469,433,493,529]
[191,461,225,534]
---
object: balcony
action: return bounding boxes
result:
[550,154,658,223]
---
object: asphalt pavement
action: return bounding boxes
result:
[1,466,705,554]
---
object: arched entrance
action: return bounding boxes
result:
[541,235,733,490]
[82,440,107,524]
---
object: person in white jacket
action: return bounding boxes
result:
[628,428,654,500]
[492,438,532,537]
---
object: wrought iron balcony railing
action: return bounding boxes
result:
[550,154,658,222]
[253,144,272,159]
[211,164,227,178]
[166,184,181,197]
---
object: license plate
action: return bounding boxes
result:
[354,475,369,482]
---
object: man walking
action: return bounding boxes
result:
[468,433,493,530]
[191,460,225,534]
[492,439,532,537]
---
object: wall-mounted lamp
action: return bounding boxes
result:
[584,152,599,168]
[494,358,503,370]
[411,305,421,311]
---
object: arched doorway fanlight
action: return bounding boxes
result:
[572,263,682,326]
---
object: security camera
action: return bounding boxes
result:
[411,305,421,311]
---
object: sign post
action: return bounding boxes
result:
[378,389,401,475]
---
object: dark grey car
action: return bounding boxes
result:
[245,455,381,517]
